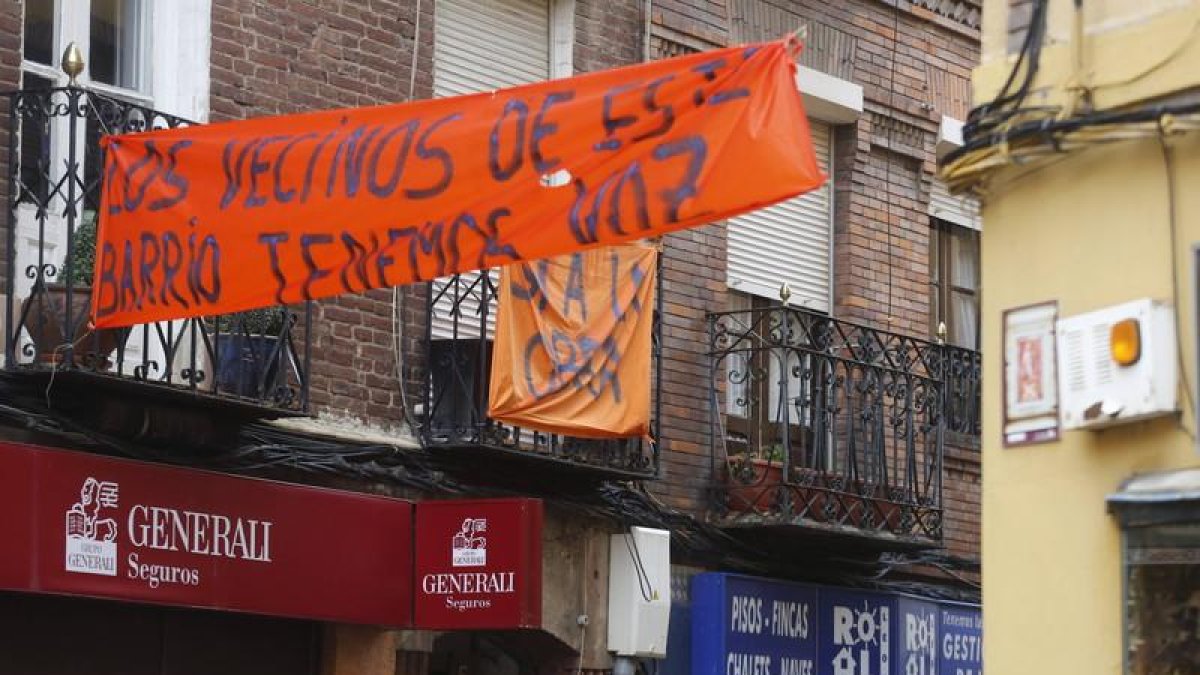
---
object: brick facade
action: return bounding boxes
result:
[0,0,980,565]
[209,0,435,428]
[644,0,983,565]
[203,0,982,561]
[944,445,982,559]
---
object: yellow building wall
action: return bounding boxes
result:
[975,1,1200,672]
[981,130,1200,674]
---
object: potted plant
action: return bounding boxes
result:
[20,210,126,368]
[725,443,786,512]
[211,307,289,399]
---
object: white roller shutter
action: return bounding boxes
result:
[727,120,833,312]
[431,0,550,339]
[929,178,981,230]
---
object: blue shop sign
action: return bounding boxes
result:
[896,596,939,675]
[939,604,982,674]
[692,573,817,675]
[817,588,893,675]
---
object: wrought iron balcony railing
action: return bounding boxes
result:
[4,86,310,415]
[418,271,660,478]
[708,305,980,544]
[945,344,981,439]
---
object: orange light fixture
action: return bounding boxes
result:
[1110,318,1142,367]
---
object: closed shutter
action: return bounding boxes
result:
[929,178,981,230]
[726,119,832,312]
[431,0,549,339]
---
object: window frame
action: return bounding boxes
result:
[1110,477,1200,675]
[1120,520,1200,673]
[22,0,153,102]
[930,217,981,350]
[723,291,825,471]
[18,0,154,213]
[14,0,208,376]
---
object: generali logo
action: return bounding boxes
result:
[64,477,120,577]
[421,515,514,613]
[62,475,274,589]
[452,517,487,567]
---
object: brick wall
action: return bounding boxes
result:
[836,134,930,336]
[648,0,983,564]
[572,1,727,512]
[943,444,982,560]
[0,0,980,563]
[208,0,434,429]
[656,224,726,510]
[575,0,644,72]
[654,0,729,49]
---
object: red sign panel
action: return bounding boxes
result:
[0,442,413,627]
[414,498,543,629]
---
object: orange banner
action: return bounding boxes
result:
[93,39,822,328]
[488,245,657,438]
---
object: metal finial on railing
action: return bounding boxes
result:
[779,282,792,306]
[61,42,85,85]
[936,321,948,345]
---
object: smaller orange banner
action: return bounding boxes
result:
[488,245,657,438]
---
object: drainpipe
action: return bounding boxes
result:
[644,0,652,61]
[1065,0,1090,117]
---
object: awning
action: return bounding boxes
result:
[1107,468,1200,527]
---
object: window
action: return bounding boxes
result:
[23,1,55,69]
[18,0,151,206]
[722,117,834,464]
[429,0,571,340]
[13,0,208,373]
[1110,471,1200,674]
[89,0,146,90]
[723,291,819,467]
[21,0,149,95]
[16,0,151,291]
[930,218,980,350]
[1124,522,1200,673]
[727,119,833,312]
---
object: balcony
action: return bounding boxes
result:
[417,272,660,479]
[945,344,981,439]
[708,304,980,547]
[4,86,310,417]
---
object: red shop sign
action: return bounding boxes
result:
[414,498,543,630]
[0,442,413,627]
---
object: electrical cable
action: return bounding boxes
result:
[964,0,1051,141]
[943,0,1200,194]
[623,530,655,603]
[0,374,981,603]
[942,103,1200,192]
[882,0,903,322]
[393,0,424,434]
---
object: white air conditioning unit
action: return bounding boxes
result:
[607,527,670,658]
[1057,298,1177,430]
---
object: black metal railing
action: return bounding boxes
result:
[419,270,660,477]
[707,305,980,542]
[4,86,310,413]
[945,345,981,438]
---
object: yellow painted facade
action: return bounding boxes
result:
[972,1,1200,672]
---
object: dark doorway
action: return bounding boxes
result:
[0,591,319,675]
